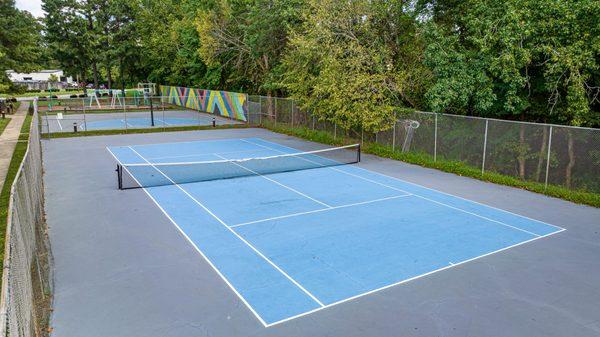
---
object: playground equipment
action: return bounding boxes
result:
[110,89,124,108]
[88,91,101,108]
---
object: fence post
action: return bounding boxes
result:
[334,123,337,140]
[82,98,87,131]
[481,119,489,174]
[259,96,263,125]
[290,100,294,128]
[124,100,128,133]
[392,121,396,151]
[544,126,553,190]
[434,113,438,161]
[312,113,315,130]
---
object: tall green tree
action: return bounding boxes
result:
[420,0,600,127]
[283,0,428,132]
[0,0,45,91]
[196,0,305,93]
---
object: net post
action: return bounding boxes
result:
[481,119,488,175]
[357,144,361,162]
[149,92,155,127]
[116,164,123,190]
[544,126,553,190]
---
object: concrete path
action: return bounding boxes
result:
[0,102,29,192]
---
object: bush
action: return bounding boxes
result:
[26,89,41,93]
[78,94,87,98]
[70,95,78,98]
[50,95,58,99]
[8,83,27,95]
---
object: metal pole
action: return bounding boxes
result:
[392,121,396,151]
[312,114,315,130]
[334,123,337,140]
[481,119,489,174]
[162,103,166,132]
[82,98,87,131]
[434,114,438,161]
[544,126,553,189]
[197,96,201,129]
[124,99,128,132]
[291,99,294,127]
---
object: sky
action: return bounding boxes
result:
[16,0,44,18]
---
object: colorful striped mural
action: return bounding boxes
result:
[159,85,248,122]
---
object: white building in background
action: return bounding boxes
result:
[5,69,75,90]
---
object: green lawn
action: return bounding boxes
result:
[0,118,10,135]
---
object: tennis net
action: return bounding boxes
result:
[117,144,361,189]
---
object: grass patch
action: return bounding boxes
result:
[0,113,33,269]
[263,122,600,208]
[0,118,10,135]
[48,123,250,138]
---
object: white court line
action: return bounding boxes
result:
[230,195,411,228]
[55,116,63,130]
[244,139,564,230]
[126,146,326,309]
[264,228,565,327]
[120,119,134,128]
[106,147,268,327]
[213,153,331,208]
[156,118,172,126]
[241,139,544,237]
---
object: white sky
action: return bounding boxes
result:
[15,0,45,18]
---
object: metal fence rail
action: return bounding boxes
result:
[0,99,52,337]
[247,95,600,194]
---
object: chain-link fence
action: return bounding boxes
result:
[247,95,599,194]
[0,99,53,337]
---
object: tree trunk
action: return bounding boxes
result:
[518,122,526,179]
[534,127,548,181]
[107,64,112,89]
[565,130,575,188]
[92,62,99,89]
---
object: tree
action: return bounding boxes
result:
[196,0,305,93]
[283,0,428,132]
[0,0,45,91]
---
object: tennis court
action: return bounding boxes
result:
[42,110,241,133]
[106,137,564,327]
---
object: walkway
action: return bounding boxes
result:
[0,102,29,192]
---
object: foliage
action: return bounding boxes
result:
[283,0,428,132]
[196,0,305,93]
[0,0,46,92]
[420,0,600,127]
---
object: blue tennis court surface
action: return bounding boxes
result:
[107,137,564,327]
